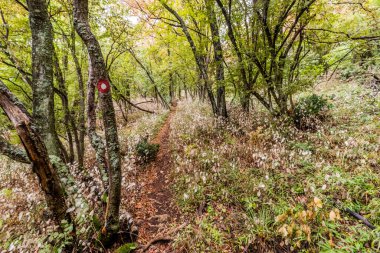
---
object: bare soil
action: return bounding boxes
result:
[131,106,181,252]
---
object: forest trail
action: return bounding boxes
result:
[133,105,181,252]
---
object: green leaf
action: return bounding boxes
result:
[115,243,138,253]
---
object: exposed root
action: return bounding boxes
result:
[140,236,173,252]
[137,222,187,252]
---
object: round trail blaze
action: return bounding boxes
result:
[97,79,110,93]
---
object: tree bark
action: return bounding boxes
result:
[53,51,76,163]
[66,27,86,168]
[74,0,122,244]
[0,80,70,224]
[27,0,62,159]
[167,48,175,104]
[206,0,228,118]
[73,1,108,188]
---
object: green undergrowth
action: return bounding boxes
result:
[169,81,380,252]
[135,138,159,163]
[118,110,169,156]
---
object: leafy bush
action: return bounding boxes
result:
[135,137,159,164]
[339,64,364,80]
[275,197,340,250]
[115,243,138,253]
[293,94,331,131]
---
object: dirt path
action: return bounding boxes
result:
[132,106,181,252]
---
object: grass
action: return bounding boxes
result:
[169,80,380,252]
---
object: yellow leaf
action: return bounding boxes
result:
[287,223,295,235]
[329,210,336,221]
[334,208,341,220]
[301,224,311,234]
[275,213,288,223]
[329,232,335,247]
[307,210,314,219]
[278,224,288,237]
[301,224,312,242]
[314,197,323,208]
[300,210,307,221]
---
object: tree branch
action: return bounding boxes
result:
[14,0,29,12]
[0,134,30,164]
[307,28,380,41]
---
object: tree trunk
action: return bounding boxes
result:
[160,1,218,114]
[73,2,108,188]
[241,92,251,112]
[53,51,76,163]
[125,76,131,110]
[0,80,70,224]
[57,17,86,167]
[74,0,122,245]
[68,27,86,168]
[27,0,62,159]
[128,48,170,109]
[167,48,175,104]
[206,0,228,118]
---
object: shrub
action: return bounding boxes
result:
[293,94,331,131]
[115,243,137,253]
[340,64,363,80]
[135,137,159,164]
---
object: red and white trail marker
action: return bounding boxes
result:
[97,79,110,93]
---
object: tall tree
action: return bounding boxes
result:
[27,0,62,158]
[206,0,228,118]
[216,0,269,112]
[73,0,122,244]
[160,0,218,115]
[127,48,170,109]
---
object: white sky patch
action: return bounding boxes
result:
[126,16,139,25]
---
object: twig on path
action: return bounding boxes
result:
[343,207,376,230]
[331,199,376,230]
[138,222,187,252]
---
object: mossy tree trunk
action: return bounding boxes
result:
[27,0,62,159]
[73,0,108,188]
[73,0,122,245]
